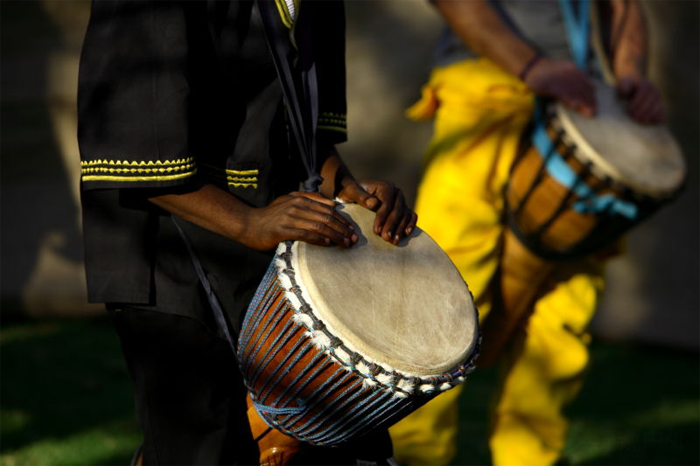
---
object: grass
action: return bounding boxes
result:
[1,318,698,466]
[450,342,700,466]
[1,319,140,466]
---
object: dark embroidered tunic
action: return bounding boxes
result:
[78,0,347,329]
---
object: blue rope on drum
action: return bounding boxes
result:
[531,116,639,220]
[238,243,481,445]
[239,264,406,444]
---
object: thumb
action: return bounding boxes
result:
[339,182,380,211]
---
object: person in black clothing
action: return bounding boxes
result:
[77,1,416,464]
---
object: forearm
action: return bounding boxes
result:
[610,0,648,77]
[149,184,254,245]
[431,0,538,76]
[319,146,356,200]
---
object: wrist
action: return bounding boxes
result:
[518,53,543,82]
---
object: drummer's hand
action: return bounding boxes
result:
[337,180,418,245]
[524,57,597,117]
[617,74,666,124]
[244,192,357,250]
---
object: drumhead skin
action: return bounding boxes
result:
[555,79,685,198]
[294,203,478,376]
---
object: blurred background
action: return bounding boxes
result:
[1,1,697,465]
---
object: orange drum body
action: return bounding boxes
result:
[238,204,480,447]
[507,80,685,260]
[478,80,686,366]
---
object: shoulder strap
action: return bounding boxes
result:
[257,0,322,192]
[559,0,591,70]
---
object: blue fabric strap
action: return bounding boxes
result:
[559,0,591,69]
[530,103,638,220]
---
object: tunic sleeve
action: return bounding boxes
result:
[310,0,348,145]
[77,0,211,190]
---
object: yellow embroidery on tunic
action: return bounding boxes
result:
[80,157,194,167]
[318,113,347,134]
[81,157,196,182]
[229,182,258,189]
[200,164,259,189]
[82,169,197,182]
[225,169,259,176]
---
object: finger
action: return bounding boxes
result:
[630,90,657,124]
[285,227,333,247]
[578,83,597,116]
[405,211,418,236]
[289,216,352,247]
[562,86,595,117]
[380,193,407,244]
[373,188,397,236]
[290,206,356,243]
[393,211,412,245]
[289,191,337,208]
[290,195,354,229]
[338,182,381,211]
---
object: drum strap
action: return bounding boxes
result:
[559,0,591,69]
[171,216,237,353]
[257,0,322,193]
[530,105,639,220]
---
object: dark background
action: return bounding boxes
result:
[1,1,698,465]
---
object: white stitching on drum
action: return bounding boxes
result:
[271,241,481,398]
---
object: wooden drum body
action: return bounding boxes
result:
[507,79,686,260]
[238,203,479,447]
[478,79,687,366]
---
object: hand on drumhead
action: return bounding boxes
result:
[243,192,357,250]
[617,75,667,124]
[337,180,418,245]
[524,57,597,117]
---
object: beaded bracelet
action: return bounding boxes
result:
[518,54,543,82]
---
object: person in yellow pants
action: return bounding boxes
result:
[389,1,665,464]
[389,57,604,466]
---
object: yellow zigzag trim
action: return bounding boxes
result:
[227,176,258,182]
[82,169,198,183]
[229,182,258,189]
[80,157,194,167]
[320,112,346,120]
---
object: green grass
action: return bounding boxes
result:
[450,342,700,466]
[1,319,698,466]
[1,319,140,466]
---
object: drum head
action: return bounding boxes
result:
[555,79,685,198]
[295,203,478,376]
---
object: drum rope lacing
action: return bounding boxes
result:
[238,240,481,445]
[271,241,480,398]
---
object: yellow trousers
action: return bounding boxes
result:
[389,59,605,466]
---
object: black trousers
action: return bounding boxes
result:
[108,306,393,465]
[108,306,257,465]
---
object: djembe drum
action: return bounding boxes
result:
[479,78,686,366]
[238,203,480,462]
